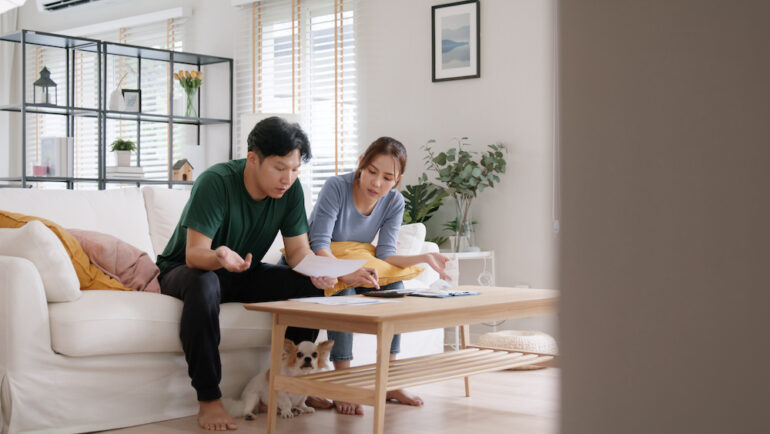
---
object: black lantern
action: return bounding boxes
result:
[33,67,57,105]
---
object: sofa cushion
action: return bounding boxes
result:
[141,187,191,257]
[0,209,131,292]
[49,291,273,356]
[396,223,427,255]
[0,187,155,258]
[0,221,81,302]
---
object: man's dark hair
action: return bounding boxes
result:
[247,116,311,163]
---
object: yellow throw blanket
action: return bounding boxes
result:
[323,241,423,296]
[0,210,131,291]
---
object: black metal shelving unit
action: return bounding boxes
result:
[0,29,233,189]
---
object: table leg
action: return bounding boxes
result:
[460,324,471,397]
[373,321,394,434]
[266,315,287,434]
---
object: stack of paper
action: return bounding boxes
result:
[292,255,367,278]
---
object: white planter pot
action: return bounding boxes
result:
[115,150,131,167]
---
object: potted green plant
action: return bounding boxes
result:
[110,138,136,167]
[401,173,450,246]
[423,137,507,252]
[402,173,448,224]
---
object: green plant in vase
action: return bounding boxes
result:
[423,137,507,252]
[442,217,478,252]
[174,69,203,118]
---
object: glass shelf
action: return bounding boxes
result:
[104,110,230,125]
[103,42,230,65]
[26,176,101,183]
[0,103,100,116]
[103,178,194,186]
[0,30,99,51]
[0,104,230,126]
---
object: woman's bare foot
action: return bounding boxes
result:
[334,400,364,415]
[386,388,424,406]
[305,396,334,409]
[198,399,238,431]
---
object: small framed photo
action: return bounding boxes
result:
[432,0,480,82]
[121,89,141,112]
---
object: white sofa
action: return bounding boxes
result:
[0,186,443,434]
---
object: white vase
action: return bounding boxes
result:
[108,89,124,111]
[115,150,131,167]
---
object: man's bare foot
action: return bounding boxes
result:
[198,399,238,431]
[386,389,424,406]
[305,396,334,409]
[334,400,364,416]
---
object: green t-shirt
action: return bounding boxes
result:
[156,158,308,273]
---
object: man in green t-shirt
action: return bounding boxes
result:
[156,117,377,431]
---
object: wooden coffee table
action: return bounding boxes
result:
[244,286,558,434]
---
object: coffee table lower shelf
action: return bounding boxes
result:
[273,347,554,406]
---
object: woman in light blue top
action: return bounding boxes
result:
[308,137,450,415]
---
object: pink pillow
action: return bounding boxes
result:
[68,229,160,293]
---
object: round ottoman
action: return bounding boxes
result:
[476,330,558,370]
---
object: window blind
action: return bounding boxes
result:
[235,0,358,203]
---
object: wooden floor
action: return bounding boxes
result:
[101,368,559,434]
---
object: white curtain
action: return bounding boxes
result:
[0,9,18,177]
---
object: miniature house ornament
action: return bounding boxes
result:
[34,67,57,105]
[172,159,194,181]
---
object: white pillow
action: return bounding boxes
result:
[141,187,191,257]
[0,220,80,302]
[396,223,427,255]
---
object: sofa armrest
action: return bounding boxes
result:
[0,256,55,370]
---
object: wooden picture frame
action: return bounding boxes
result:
[121,89,141,112]
[432,0,480,82]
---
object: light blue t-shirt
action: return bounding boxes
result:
[308,172,404,259]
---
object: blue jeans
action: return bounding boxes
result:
[327,281,404,361]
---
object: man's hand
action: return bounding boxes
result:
[215,246,252,272]
[340,267,380,289]
[422,252,451,281]
[310,276,338,289]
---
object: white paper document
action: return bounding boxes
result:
[292,255,367,278]
[290,296,398,305]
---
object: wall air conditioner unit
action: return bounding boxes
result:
[37,0,106,12]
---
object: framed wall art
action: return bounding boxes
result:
[121,89,141,112]
[432,0,480,82]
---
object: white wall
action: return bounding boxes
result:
[357,0,558,337]
[560,1,770,433]
[358,0,558,286]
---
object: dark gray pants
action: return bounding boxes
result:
[159,262,322,401]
